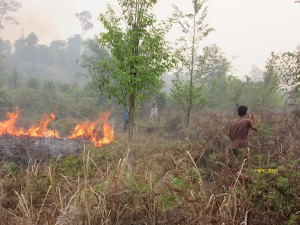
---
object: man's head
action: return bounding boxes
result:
[152,103,156,108]
[237,105,248,117]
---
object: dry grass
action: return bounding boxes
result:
[0,111,299,224]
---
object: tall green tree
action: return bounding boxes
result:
[198,44,232,108]
[171,72,206,112]
[80,37,109,79]
[98,0,175,139]
[275,46,300,90]
[275,46,300,105]
[248,53,283,111]
[261,56,283,109]
[226,75,244,107]
[170,0,213,128]
[199,44,231,82]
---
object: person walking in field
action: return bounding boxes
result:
[227,105,258,160]
[123,109,129,132]
[150,103,158,121]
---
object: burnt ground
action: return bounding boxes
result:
[0,135,84,166]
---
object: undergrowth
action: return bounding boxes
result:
[0,112,299,224]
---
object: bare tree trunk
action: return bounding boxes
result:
[126,93,136,170]
[127,3,139,161]
[129,93,136,141]
[187,62,193,130]
[186,14,196,131]
[186,108,191,130]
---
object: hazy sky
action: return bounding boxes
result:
[1,0,300,77]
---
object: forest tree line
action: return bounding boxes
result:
[0,0,299,132]
[0,32,298,120]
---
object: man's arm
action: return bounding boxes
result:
[250,114,258,131]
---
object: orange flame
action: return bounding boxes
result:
[0,110,114,147]
[27,113,60,138]
[68,113,114,147]
[0,110,60,138]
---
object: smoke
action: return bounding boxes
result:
[0,0,106,45]
[0,0,300,77]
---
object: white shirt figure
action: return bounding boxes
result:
[150,103,158,121]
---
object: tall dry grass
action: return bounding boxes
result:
[0,111,299,224]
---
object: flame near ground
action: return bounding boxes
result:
[0,110,114,147]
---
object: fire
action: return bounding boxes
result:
[0,110,59,138]
[0,110,114,147]
[68,113,114,147]
[27,113,60,138]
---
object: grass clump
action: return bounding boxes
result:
[0,112,299,224]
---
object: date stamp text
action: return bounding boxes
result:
[255,168,278,174]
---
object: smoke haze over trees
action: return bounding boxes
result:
[1,32,85,83]
[0,30,297,116]
[0,0,298,122]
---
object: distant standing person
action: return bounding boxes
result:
[150,103,158,121]
[227,105,258,158]
[123,110,129,132]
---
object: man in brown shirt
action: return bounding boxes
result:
[228,105,258,157]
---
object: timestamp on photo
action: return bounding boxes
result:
[254,168,278,174]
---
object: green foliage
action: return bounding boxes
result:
[257,54,283,109]
[98,0,175,106]
[274,47,300,90]
[26,175,50,200]
[171,73,207,111]
[6,69,21,89]
[6,163,19,177]
[271,47,300,106]
[43,80,55,90]
[171,0,213,127]
[249,159,300,224]
[258,122,276,142]
[26,77,40,89]
[171,177,184,189]
[57,155,83,176]
[197,44,234,109]
[204,76,229,109]
[125,172,148,194]
[226,75,244,104]
[0,76,110,131]
[98,0,176,138]
[186,49,284,111]
[199,44,231,81]
[153,91,168,109]
[287,214,298,225]
[0,111,299,224]
[159,193,178,210]
[3,33,83,83]
[80,38,110,79]
[199,56,283,111]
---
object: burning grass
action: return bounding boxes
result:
[0,111,299,224]
[0,110,114,149]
